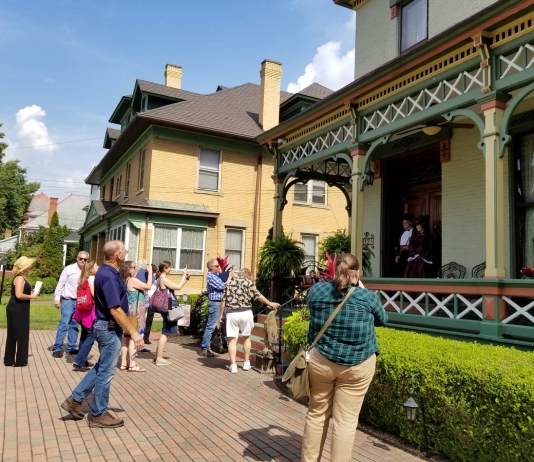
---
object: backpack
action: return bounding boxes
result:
[76,280,94,311]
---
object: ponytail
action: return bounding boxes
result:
[334,252,360,294]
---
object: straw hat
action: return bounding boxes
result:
[12,256,36,275]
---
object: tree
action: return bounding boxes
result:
[0,124,40,237]
[318,229,351,263]
[40,212,66,278]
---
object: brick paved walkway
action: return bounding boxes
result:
[0,329,425,462]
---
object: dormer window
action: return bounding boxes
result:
[141,94,148,112]
[400,0,428,53]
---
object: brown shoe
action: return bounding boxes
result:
[199,349,214,357]
[86,412,124,428]
[60,396,84,420]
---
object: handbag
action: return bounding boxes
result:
[281,286,356,402]
[149,278,170,314]
[210,323,228,354]
[167,304,187,322]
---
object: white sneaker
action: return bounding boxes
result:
[229,363,238,374]
[242,360,251,371]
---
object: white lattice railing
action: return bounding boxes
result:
[379,290,484,320]
[281,124,352,167]
[362,68,484,134]
[498,42,534,79]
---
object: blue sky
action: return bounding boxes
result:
[0,1,355,200]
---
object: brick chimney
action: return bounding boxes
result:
[259,59,283,131]
[48,198,58,225]
[165,64,183,89]
[4,229,11,239]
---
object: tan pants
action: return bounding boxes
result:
[301,349,376,462]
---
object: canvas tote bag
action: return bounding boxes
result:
[281,286,356,402]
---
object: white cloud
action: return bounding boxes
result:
[287,41,355,93]
[15,105,57,152]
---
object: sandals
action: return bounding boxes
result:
[119,365,128,371]
[127,364,146,372]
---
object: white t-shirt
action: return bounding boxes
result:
[400,228,413,246]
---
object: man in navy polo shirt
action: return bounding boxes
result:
[60,240,144,428]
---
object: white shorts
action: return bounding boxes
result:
[226,310,254,338]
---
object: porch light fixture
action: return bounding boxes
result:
[422,122,442,136]
[277,138,287,145]
[364,167,375,186]
[403,373,420,422]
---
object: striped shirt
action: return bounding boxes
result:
[206,271,225,301]
[307,281,388,367]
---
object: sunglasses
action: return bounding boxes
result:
[78,258,88,262]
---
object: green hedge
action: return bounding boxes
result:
[2,276,58,294]
[177,293,207,335]
[283,313,534,461]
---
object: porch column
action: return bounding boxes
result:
[350,148,366,263]
[481,96,509,279]
[272,177,284,238]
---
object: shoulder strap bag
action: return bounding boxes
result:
[149,277,170,314]
[281,286,356,402]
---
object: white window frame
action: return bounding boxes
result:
[150,225,206,271]
[293,180,327,206]
[301,234,318,273]
[115,174,122,200]
[109,223,128,246]
[197,148,222,191]
[400,0,428,53]
[224,228,245,270]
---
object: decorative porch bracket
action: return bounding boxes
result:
[498,80,534,157]
[359,135,391,191]
[442,109,486,156]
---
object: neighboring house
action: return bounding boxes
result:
[21,193,89,238]
[257,0,534,348]
[0,230,18,262]
[81,62,349,292]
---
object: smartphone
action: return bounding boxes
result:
[33,281,42,294]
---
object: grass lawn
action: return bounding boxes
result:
[0,295,163,331]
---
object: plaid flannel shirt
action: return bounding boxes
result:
[206,271,225,301]
[307,281,388,367]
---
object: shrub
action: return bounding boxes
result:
[283,308,310,359]
[1,275,57,294]
[284,322,534,461]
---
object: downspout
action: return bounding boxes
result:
[144,213,149,260]
[251,154,263,279]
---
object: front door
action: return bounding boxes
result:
[382,147,442,277]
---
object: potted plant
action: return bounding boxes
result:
[257,233,306,302]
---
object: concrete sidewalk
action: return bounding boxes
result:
[0,329,425,462]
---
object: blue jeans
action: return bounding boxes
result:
[201,300,221,350]
[52,299,79,353]
[74,325,95,367]
[71,320,121,417]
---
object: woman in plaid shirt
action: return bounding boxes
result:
[301,253,388,462]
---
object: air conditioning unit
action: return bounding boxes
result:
[123,190,129,199]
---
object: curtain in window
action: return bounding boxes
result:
[198,149,220,190]
[294,182,308,202]
[401,0,427,52]
[128,224,139,263]
[520,134,534,267]
[312,181,326,205]
[153,226,178,267]
[180,229,204,270]
[225,229,243,270]
[301,235,317,273]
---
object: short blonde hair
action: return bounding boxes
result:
[238,268,252,280]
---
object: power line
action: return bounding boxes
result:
[10,137,102,149]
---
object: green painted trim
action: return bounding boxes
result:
[495,65,534,93]
[358,90,481,143]
[109,96,133,124]
[151,215,209,228]
[278,116,351,153]
[492,29,534,62]
[364,277,534,288]
[361,135,391,191]
[152,126,260,156]
[100,127,153,185]
[373,128,450,158]
[277,139,354,175]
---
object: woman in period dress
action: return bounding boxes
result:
[404,216,434,278]
[3,256,39,367]
[118,260,152,372]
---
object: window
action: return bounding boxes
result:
[293,180,326,206]
[198,148,221,191]
[225,228,244,270]
[141,94,148,112]
[301,235,318,273]
[514,133,534,274]
[125,162,131,197]
[115,175,122,198]
[152,226,205,270]
[138,149,146,190]
[101,185,106,200]
[109,178,114,201]
[128,224,139,262]
[401,0,428,53]
[109,223,127,243]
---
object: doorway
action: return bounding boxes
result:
[381,147,442,277]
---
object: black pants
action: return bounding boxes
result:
[144,309,154,342]
[4,302,30,366]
